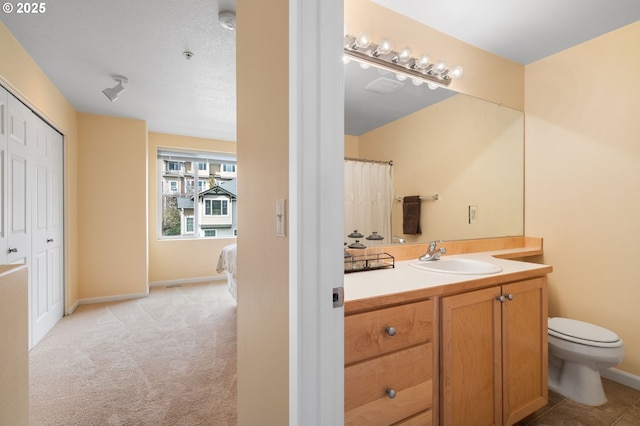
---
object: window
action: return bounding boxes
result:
[167,161,182,171]
[205,199,229,216]
[158,148,237,239]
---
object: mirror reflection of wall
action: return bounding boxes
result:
[344,61,524,244]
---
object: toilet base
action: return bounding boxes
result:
[549,358,607,406]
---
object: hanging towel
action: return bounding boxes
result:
[402,196,421,235]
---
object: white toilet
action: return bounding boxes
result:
[548,317,624,406]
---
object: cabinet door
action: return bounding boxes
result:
[441,286,503,426]
[502,277,548,426]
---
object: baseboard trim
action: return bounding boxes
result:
[601,368,640,391]
[148,275,225,288]
[74,291,150,307]
[66,300,80,315]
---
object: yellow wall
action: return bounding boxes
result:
[344,0,524,111]
[358,94,524,243]
[147,132,237,283]
[525,21,640,375]
[236,0,289,423]
[0,22,80,310]
[344,134,359,157]
[77,113,148,299]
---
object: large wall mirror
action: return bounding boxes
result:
[344,60,524,245]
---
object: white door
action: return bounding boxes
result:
[31,118,64,347]
[7,95,31,267]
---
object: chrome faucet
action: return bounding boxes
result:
[419,240,446,261]
[392,235,406,244]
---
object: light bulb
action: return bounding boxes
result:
[415,55,430,69]
[427,83,438,90]
[398,47,412,63]
[355,32,371,49]
[411,78,423,86]
[342,55,351,64]
[434,60,448,74]
[396,73,407,81]
[376,38,393,55]
[450,65,464,79]
[358,62,370,70]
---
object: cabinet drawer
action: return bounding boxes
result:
[392,410,432,426]
[345,343,432,426]
[345,299,433,365]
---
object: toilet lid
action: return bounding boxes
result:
[548,317,622,347]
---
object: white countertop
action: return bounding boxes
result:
[344,252,551,303]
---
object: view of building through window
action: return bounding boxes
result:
[158,149,237,238]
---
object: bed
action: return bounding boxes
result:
[216,243,237,302]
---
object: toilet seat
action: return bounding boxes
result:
[548,317,622,348]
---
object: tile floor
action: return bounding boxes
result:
[516,379,640,426]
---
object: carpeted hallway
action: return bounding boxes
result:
[29,281,237,425]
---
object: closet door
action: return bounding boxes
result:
[7,95,31,266]
[0,87,7,263]
[31,119,64,346]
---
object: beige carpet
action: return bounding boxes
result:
[29,282,237,426]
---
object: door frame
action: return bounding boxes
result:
[289,0,345,424]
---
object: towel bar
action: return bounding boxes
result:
[395,194,439,202]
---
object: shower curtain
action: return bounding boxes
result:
[344,160,394,246]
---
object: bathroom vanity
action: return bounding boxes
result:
[343,237,552,426]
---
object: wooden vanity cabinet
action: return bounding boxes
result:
[344,299,437,426]
[440,277,548,426]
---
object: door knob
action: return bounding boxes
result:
[385,326,396,336]
[47,238,54,243]
[496,295,505,302]
[506,293,514,300]
[8,247,17,253]
[385,388,396,399]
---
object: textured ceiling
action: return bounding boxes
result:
[1,0,237,141]
[2,1,640,140]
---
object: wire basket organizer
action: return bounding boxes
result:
[344,252,395,273]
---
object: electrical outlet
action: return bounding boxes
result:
[469,205,478,224]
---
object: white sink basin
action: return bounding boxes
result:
[409,258,503,275]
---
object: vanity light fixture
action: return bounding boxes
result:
[344,34,464,88]
[102,75,128,102]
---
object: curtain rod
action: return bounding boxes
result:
[344,157,393,166]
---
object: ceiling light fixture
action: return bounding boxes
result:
[102,75,128,102]
[344,34,464,89]
[219,11,236,31]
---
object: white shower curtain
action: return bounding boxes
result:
[344,160,394,246]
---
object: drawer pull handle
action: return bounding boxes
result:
[506,293,514,300]
[386,388,396,399]
[8,247,17,253]
[47,238,54,243]
[385,326,396,336]
[496,295,506,302]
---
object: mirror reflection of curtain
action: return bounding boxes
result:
[344,160,394,245]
